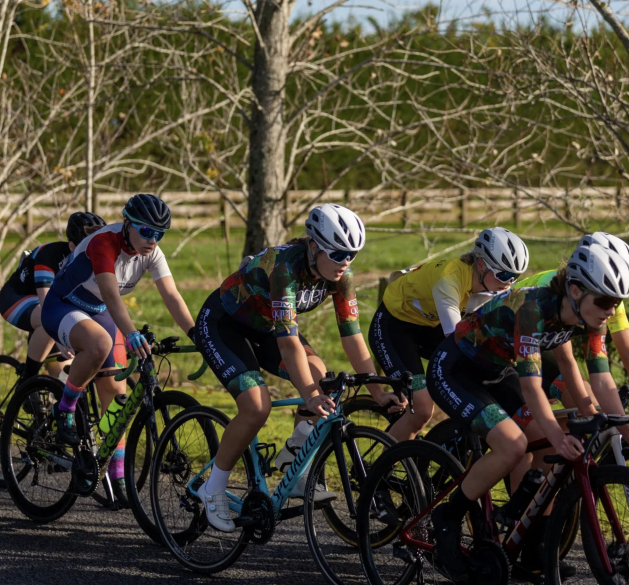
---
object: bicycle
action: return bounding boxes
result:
[150,371,413,584]
[0,324,204,541]
[357,412,629,585]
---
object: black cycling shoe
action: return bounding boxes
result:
[51,404,80,446]
[112,478,131,509]
[431,504,468,582]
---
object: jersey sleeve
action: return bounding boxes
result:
[85,232,120,276]
[33,244,65,289]
[148,246,172,281]
[607,302,629,335]
[432,272,464,335]
[269,259,299,338]
[513,300,544,378]
[582,326,610,374]
[332,269,361,337]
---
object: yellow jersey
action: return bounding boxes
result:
[383,258,473,332]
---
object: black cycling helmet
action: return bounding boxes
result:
[122,193,171,230]
[66,212,107,245]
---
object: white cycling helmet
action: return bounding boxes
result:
[474,227,529,274]
[567,243,629,299]
[580,232,629,264]
[305,204,365,253]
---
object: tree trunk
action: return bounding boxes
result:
[244,0,290,256]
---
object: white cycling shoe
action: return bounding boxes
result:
[201,489,236,533]
[289,473,337,503]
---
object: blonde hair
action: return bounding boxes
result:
[459,250,476,266]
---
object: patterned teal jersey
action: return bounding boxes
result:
[455,287,609,378]
[219,242,360,338]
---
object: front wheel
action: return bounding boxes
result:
[0,354,22,489]
[304,424,398,585]
[125,389,200,543]
[151,405,254,574]
[545,465,629,585]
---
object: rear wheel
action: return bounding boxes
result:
[0,375,85,522]
[0,355,22,489]
[342,395,396,434]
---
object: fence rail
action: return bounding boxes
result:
[1,187,626,235]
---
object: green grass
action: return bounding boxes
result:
[2,220,628,444]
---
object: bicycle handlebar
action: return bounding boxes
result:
[115,355,139,381]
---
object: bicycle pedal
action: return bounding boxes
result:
[254,442,277,477]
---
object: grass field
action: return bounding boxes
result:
[1,220,627,447]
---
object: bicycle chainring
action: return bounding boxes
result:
[241,490,275,544]
[467,539,510,585]
[72,448,99,497]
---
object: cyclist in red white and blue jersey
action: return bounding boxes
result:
[41,194,196,506]
[195,204,407,533]
[0,212,106,380]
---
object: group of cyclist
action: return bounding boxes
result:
[3,193,629,582]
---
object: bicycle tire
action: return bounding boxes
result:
[343,395,397,434]
[304,424,398,585]
[125,389,200,543]
[151,405,255,574]
[545,465,629,585]
[357,439,480,585]
[0,375,87,522]
[0,354,22,489]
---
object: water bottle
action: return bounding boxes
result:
[274,420,314,472]
[98,394,128,434]
[502,468,544,521]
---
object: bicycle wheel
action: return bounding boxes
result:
[358,439,480,585]
[151,405,255,574]
[0,355,22,488]
[125,389,200,543]
[0,375,85,522]
[343,395,396,434]
[304,424,398,585]
[545,465,629,585]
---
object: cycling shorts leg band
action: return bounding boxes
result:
[226,371,267,399]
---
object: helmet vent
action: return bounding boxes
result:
[604,275,615,291]
[501,254,513,270]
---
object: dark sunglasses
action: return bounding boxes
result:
[321,248,358,264]
[131,222,165,242]
[486,264,519,284]
[592,295,623,311]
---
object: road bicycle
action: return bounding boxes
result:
[150,371,413,585]
[357,411,629,585]
[0,324,204,541]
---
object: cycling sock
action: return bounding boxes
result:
[58,380,85,412]
[108,448,125,481]
[204,464,232,495]
[22,357,43,380]
[442,485,476,523]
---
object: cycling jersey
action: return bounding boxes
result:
[50,223,171,313]
[516,269,628,334]
[383,258,473,334]
[219,242,360,338]
[0,242,70,331]
[455,287,609,378]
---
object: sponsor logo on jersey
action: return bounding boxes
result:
[20,268,28,282]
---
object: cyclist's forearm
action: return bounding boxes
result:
[555,347,597,415]
[161,290,195,333]
[521,378,565,447]
[98,285,136,336]
[590,372,629,441]
[611,329,629,373]
[341,334,385,397]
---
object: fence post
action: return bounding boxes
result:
[513,189,521,228]
[616,185,623,221]
[221,198,230,243]
[401,190,410,229]
[459,189,467,228]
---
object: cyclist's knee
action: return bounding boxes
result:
[84,334,113,362]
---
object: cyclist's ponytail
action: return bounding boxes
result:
[550,264,568,296]
[459,251,475,266]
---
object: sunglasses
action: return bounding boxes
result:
[592,294,623,311]
[486,264,519,284]
[131,222,165,242]
[320,247,358,264]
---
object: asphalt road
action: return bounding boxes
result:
[0,489,599,585]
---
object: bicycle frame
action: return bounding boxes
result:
[187,391,359,521]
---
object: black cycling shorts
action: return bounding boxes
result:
[196,290,317,400]
[0,283,39,332]
[368,301,444,392]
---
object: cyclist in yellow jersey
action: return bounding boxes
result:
[368,227,529,440]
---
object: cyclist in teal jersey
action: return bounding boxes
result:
[195,204,407,532]
[426,242,629,581]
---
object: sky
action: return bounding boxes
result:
[291,0,629,32]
